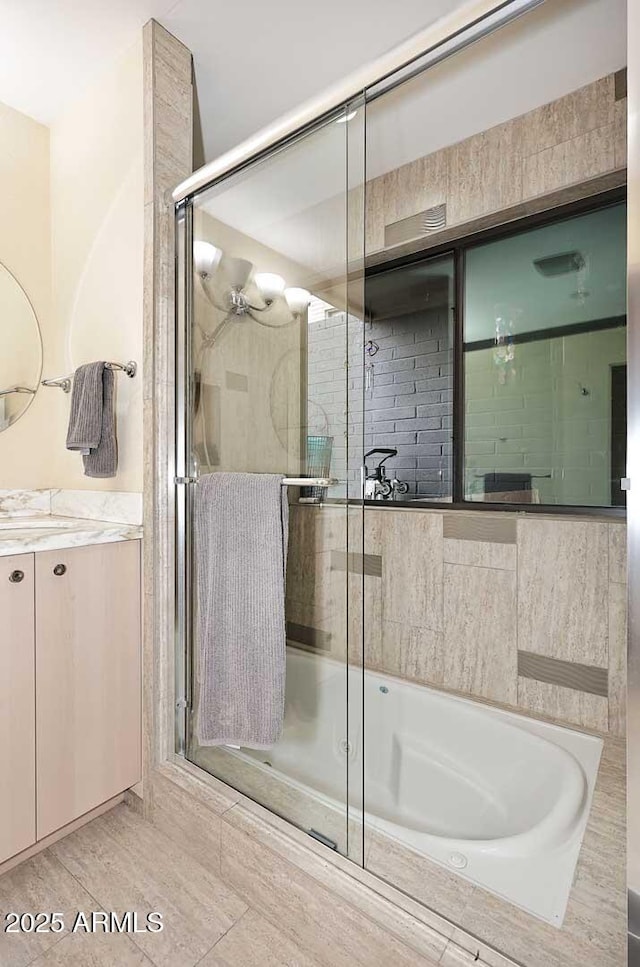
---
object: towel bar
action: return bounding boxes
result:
[174,476,338,487]
[0,385,35,397]
[41,360,137,393]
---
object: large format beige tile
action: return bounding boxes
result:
[516,677,608,732]
[447,121,523,225]
[220,820,440,966]
[517,518,609,665]
[443,564,517,704]
[223,803,451,957]
[383,149,449,227]
[443,538,516,570]
[522,123,615,198]
[608,580,627,735]
[200,909,321,966]
[50,804,248,967]
[370,510,443,632]
[365,829,473,927]
[519,75,615,157]
[609,523,627,584]
[0,851,97,967]
[29,931,152,967]
[377,619,444,685]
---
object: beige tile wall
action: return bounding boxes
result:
[366,72,626,255]
[287,504,627,736]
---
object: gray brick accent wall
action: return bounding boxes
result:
[306,305,453,498]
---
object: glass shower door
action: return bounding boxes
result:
[179,103,365,860]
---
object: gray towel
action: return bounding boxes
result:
[195,472,289,749]
[66,362,118,478]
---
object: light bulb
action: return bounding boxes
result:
[223,257,253,291]
[255,272,286,303]
[193,241,222,278]
[284,287,311,315]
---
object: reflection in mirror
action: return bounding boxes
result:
[0,263,42,431]
[463,201,627,507]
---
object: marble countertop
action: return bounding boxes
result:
[0,515,143,557]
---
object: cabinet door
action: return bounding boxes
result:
[0,553,36,863]
[36,540,141,838]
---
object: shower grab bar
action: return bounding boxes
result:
[41,360,138,393]
[174,476,338,487]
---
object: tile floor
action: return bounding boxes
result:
[0,803,441,967]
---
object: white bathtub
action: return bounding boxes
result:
[233,647,603,926]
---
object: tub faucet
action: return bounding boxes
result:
[363,449,397,500]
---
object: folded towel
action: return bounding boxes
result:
[195,472,289,749]
[66,361,104,453]
[66,362,118,478]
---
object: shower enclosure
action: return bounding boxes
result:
[174,1,627,962]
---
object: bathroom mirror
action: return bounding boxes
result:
[0,262,42,431]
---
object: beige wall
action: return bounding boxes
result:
[0,101,51,485]
[0,39,144,493]
[48,38,144,492]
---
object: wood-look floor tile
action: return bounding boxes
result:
[49,804,248,967]
[28,930,153,967]
[0,850,96,967]
[200,909,321,966]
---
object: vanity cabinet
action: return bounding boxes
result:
[0,539,141,863]
[0,554,36,864]
[36,541,141,838]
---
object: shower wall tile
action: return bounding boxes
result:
[364,73,623,257]
[447,121,523,225]
[443,538,516,570]
[608,579,627,736]
[517,518,609,665]
[374,619,444,685]
[443,563,517,705]
[518,74,615,156]
[521,124,615,200]
[371,509,443,632]
[609,522,627,584]
[382,149,449,226]
[516,677,608,732]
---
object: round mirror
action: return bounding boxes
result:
[0,263,42,431]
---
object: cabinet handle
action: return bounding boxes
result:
[9,570,24,583]
[53,564,67,576]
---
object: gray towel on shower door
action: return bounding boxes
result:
[195,472,289,749]
[66,361,118,478]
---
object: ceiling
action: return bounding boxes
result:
[0,0,471,158]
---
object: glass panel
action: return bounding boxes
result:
[463,202,627,507]
[186,111,355,853]
[360,0,626,963]
[363,253,455,501]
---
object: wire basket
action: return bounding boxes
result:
[302,435,333,501]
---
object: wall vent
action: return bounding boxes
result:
[384,202,447,248]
